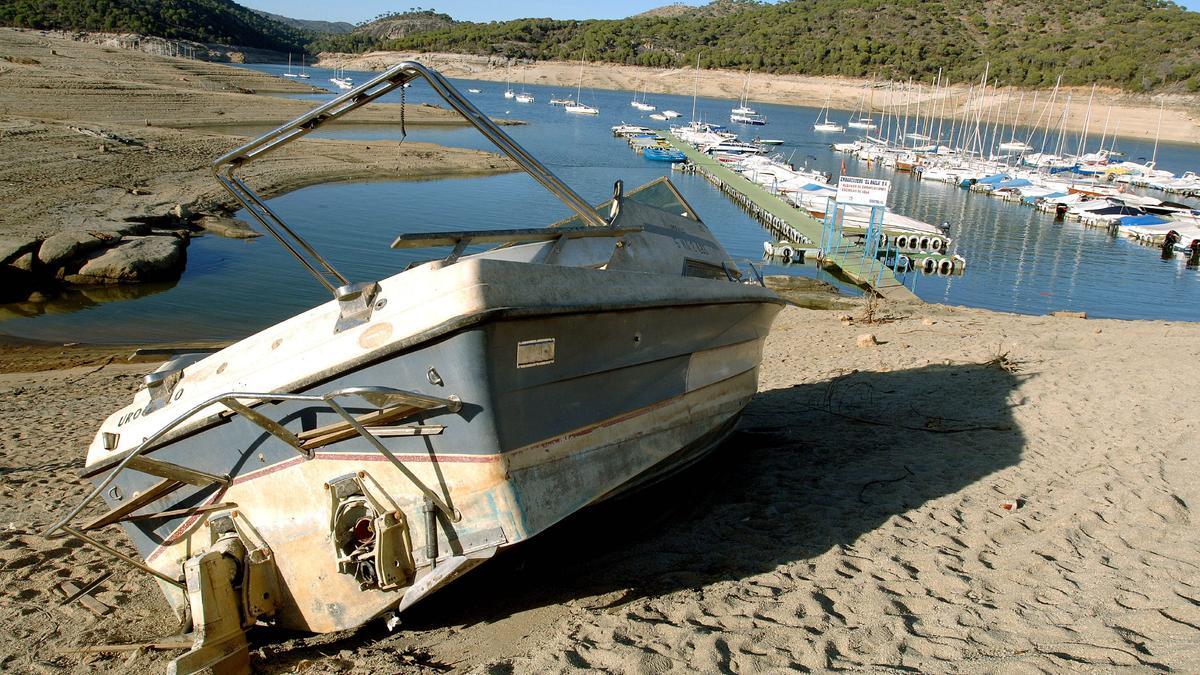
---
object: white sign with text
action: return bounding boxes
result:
[836,176,890,207]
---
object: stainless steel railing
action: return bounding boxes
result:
[212,61,609,295]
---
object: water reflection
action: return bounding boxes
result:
[0,279,178,321]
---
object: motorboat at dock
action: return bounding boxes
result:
[42,62,782,675]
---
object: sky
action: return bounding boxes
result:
[241,0,1200,24]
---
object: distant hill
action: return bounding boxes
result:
[355,10,456,40]
[0,0,311,53]
[313,0,1200,92]
[635,0,762,19]
[305,9,457,54]
[251,10,353,35]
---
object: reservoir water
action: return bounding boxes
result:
[2,64,1197,343]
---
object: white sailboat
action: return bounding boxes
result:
[330,66,353,90]
[813,91,844,132]
[515,68,534,103]
[283,53,300,78]
[730,70,766,125]
[631,85,656,111]
[297,54,311,79]
[846,80,875,130]
[565,60,599,115]
[997,90,1032,152]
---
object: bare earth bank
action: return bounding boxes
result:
[0,29,516,242]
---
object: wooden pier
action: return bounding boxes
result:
[666,138,920,302]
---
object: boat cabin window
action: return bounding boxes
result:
[683,258,730,280]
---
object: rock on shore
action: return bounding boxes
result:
[0,225,189,301]
[66,235,187,284]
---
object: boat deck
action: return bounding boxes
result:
[665,138,920,302]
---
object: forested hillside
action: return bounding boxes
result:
[318,0,1200,91]
[0,0,311,52]
[250,10,353,35]
[2,0,1197,91]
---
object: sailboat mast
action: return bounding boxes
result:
[1151,98,1163,166]
[913,80,922,142]
[1037,74,1062,158]
[1097,105,1111,157]
[1076,83,1096,159]
[690,53,699,123]
[971,63,989,157]
[1009,91,1024,142]
[1022,91,1038,148]
[935,78,948,146]
[926,69,941,140]
[1055,94,1072,159]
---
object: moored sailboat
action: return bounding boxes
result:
[730,70,767,125]
[564,59,600,115]
[813,91,844,132]
[631,85,656,111]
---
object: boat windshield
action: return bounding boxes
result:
[551,177,702,228]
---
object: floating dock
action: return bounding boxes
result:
[666,138,920,302]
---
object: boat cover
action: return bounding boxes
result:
[976,173,1009,185]
[1119,214,1169,226]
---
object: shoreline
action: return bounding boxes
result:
[0,29,518,304]
[0,28,518,243]
[317,51,1200,147]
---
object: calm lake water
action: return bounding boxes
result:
[2,63,1197,343]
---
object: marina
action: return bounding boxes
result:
[657,134,919,301]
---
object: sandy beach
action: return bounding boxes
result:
[320,51,1200,147]
[0,29,516,242]
[3,293,1198,672]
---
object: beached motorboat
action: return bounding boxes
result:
[43,62,781,674]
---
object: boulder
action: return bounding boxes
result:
[37,230,112,268]
[197,215,261,239]
[10,251,34,272]
[0,236,41,266]
[67,235,187,284]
